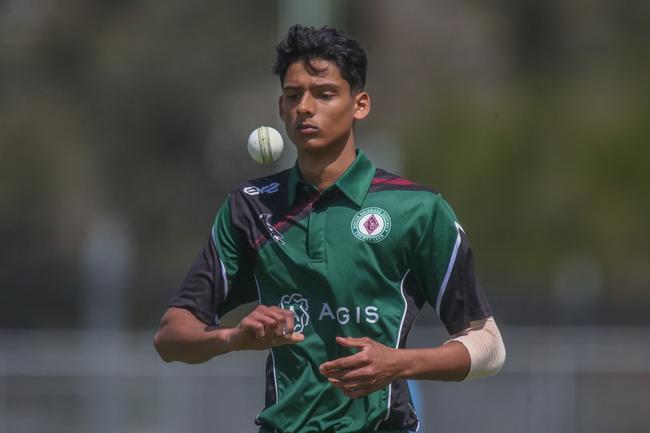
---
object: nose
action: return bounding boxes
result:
[297,93,314,116]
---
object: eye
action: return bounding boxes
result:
[319,91,336,100]
[283,91,301,101]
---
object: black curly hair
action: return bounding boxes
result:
[273,25,367,92]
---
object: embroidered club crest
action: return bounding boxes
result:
[351,207,391,243]
[279,293,309,334]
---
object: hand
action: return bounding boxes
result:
[229,305,304,351]
[319,336,400,399]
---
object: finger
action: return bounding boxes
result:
[268,319,293,338]
[328,377,367,390]
[263,305,291,322]
[248,314,279,338]
[251,305,284,322]
[284,310,295,333]
[253,308,286,336]
[241,317,266,338]
[269,322,286,338]
[324,367,371,382]
[270,305,296,324]
[319,353,368,375]
[272,307,295,333]
[264,307,295,337]
[333,381,373,398]
[249,311,278,328]
[322,368,355,380]
[252,310,289,335]
[275,332,305,346]
[335,336,371,348]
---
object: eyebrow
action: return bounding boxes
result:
[282,82,341,91]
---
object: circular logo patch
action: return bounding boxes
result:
[351,207,391,243]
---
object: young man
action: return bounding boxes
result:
[154,25,505,433]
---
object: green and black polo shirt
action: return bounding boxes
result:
[171,150,492,433]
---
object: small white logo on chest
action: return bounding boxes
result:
[259,213,285,245]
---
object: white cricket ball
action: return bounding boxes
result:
[247,126,284,164]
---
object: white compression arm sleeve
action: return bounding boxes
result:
[446,316,506,381]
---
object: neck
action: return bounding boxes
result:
[296,133,357,192]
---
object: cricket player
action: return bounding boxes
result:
[154,25,506,433]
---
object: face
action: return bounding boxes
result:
[279,58,370,154]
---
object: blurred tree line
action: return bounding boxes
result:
[0,0,648,328]
[401,1,650,300]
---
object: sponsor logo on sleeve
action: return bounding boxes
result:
[243,182,280,196]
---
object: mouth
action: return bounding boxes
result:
[297,123,319,134]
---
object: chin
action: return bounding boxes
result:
[294,137,329,152]
[294,136,349,155]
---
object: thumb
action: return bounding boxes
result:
[335,336,370,348]
[291,333,305,342]
[284,333,305,344]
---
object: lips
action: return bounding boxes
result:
[297,123,318,134]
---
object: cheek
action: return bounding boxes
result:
[326,103,354,125]
[333,106,355,129]
[279,104,289,121]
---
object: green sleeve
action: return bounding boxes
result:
[411,196,492,334]
[411,196,460,308]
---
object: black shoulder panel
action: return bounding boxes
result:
[370,169,438,194]
[228,169,292,250]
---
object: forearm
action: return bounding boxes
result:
[154,308,235,364]
[393,341,471,382]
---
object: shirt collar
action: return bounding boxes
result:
[287,149,375,207]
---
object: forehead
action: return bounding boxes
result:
[283,58,348,89]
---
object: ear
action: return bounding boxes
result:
[353,91,370,121]
[278,95,285,121]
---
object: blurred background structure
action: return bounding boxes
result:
[1,0,649,432]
